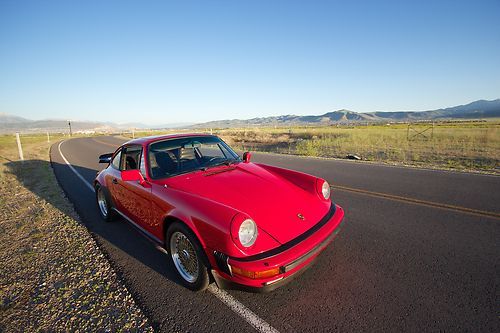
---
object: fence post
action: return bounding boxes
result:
[16,132,24,161]
[47,132,50,143]
[132,129,135,139]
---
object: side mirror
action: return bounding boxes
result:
[99,153,113,164]
[242,151,251,163]
[121,169,145,184]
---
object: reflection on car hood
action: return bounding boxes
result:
[163,163,330,244]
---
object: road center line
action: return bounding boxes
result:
[55,140,281,333]
[333,185,500,220]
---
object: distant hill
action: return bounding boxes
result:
[0,116,117,134]
[371,99,500,120]
[0,113,31,123]
[193,99,500,128]
[0,115,194,134]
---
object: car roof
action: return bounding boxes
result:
[123,133,215,146]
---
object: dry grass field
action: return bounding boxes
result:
[126,121,500,173]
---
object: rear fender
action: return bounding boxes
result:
[94,180,116,210]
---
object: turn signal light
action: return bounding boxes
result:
[231,266,280,279]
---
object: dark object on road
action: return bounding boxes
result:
[346,154,361,160]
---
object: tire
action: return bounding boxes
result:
[166,222,210,291]
[95,184,115,222]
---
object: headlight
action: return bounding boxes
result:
[321,180,331,200]
[238,219,258,247]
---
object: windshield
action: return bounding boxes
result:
[148,136,240,179]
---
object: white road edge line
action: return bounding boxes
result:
[208,285,280,333]
[56,139,281,333]
[57,141,94,192]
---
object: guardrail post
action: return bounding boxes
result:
[16,132,24,161]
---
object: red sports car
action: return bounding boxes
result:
[94,134,345,292]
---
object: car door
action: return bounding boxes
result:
[117,145,154,232]
[105,148,124,210]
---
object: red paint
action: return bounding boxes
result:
[95,134,345,290]
[121,169,143,182]
[242,151,251,163]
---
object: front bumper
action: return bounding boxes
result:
[212,203,345,292]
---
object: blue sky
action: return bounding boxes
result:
[1,0,499,125]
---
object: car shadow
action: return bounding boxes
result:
[4,158,184,289]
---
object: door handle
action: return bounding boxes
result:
[112,178,118,184]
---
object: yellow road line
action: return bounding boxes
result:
[92,137,122,148]
[332,185,500,220]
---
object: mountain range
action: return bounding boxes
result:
[1,99,499,133]
[192,99,500,128]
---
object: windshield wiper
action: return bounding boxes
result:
[170,166,207,176]
[204,159,238,170]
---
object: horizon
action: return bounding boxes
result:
[1,1,499,124]
[2,98,499,126]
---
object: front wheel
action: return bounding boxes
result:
[166,222,210,291]
[95,184,115,222]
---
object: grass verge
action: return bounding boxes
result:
[0,134,152,332]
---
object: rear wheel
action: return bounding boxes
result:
[95,184,115,222]
[167,222,210,291]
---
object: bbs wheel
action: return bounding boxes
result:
[167,222,210,291]
[95,184,115,222]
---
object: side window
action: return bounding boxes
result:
[122,146,142,171]
[111,150,122,170]
[139,149,147,177]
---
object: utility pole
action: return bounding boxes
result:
[68,120,72,137]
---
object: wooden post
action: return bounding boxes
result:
[16,132,24,161]
[47,132,50,143]
[132,129,135,139]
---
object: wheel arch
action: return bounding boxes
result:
[94,180,116,210]
[163,214,213,270]
[162,212,207,250]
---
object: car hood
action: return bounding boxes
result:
[162,163,330,244]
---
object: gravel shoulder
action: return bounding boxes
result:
[0,136,152,332]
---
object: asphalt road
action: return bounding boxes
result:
[49,135,500,332]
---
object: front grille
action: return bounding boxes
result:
[213,251,232,275]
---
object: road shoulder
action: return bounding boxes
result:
[0,137,152,332]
